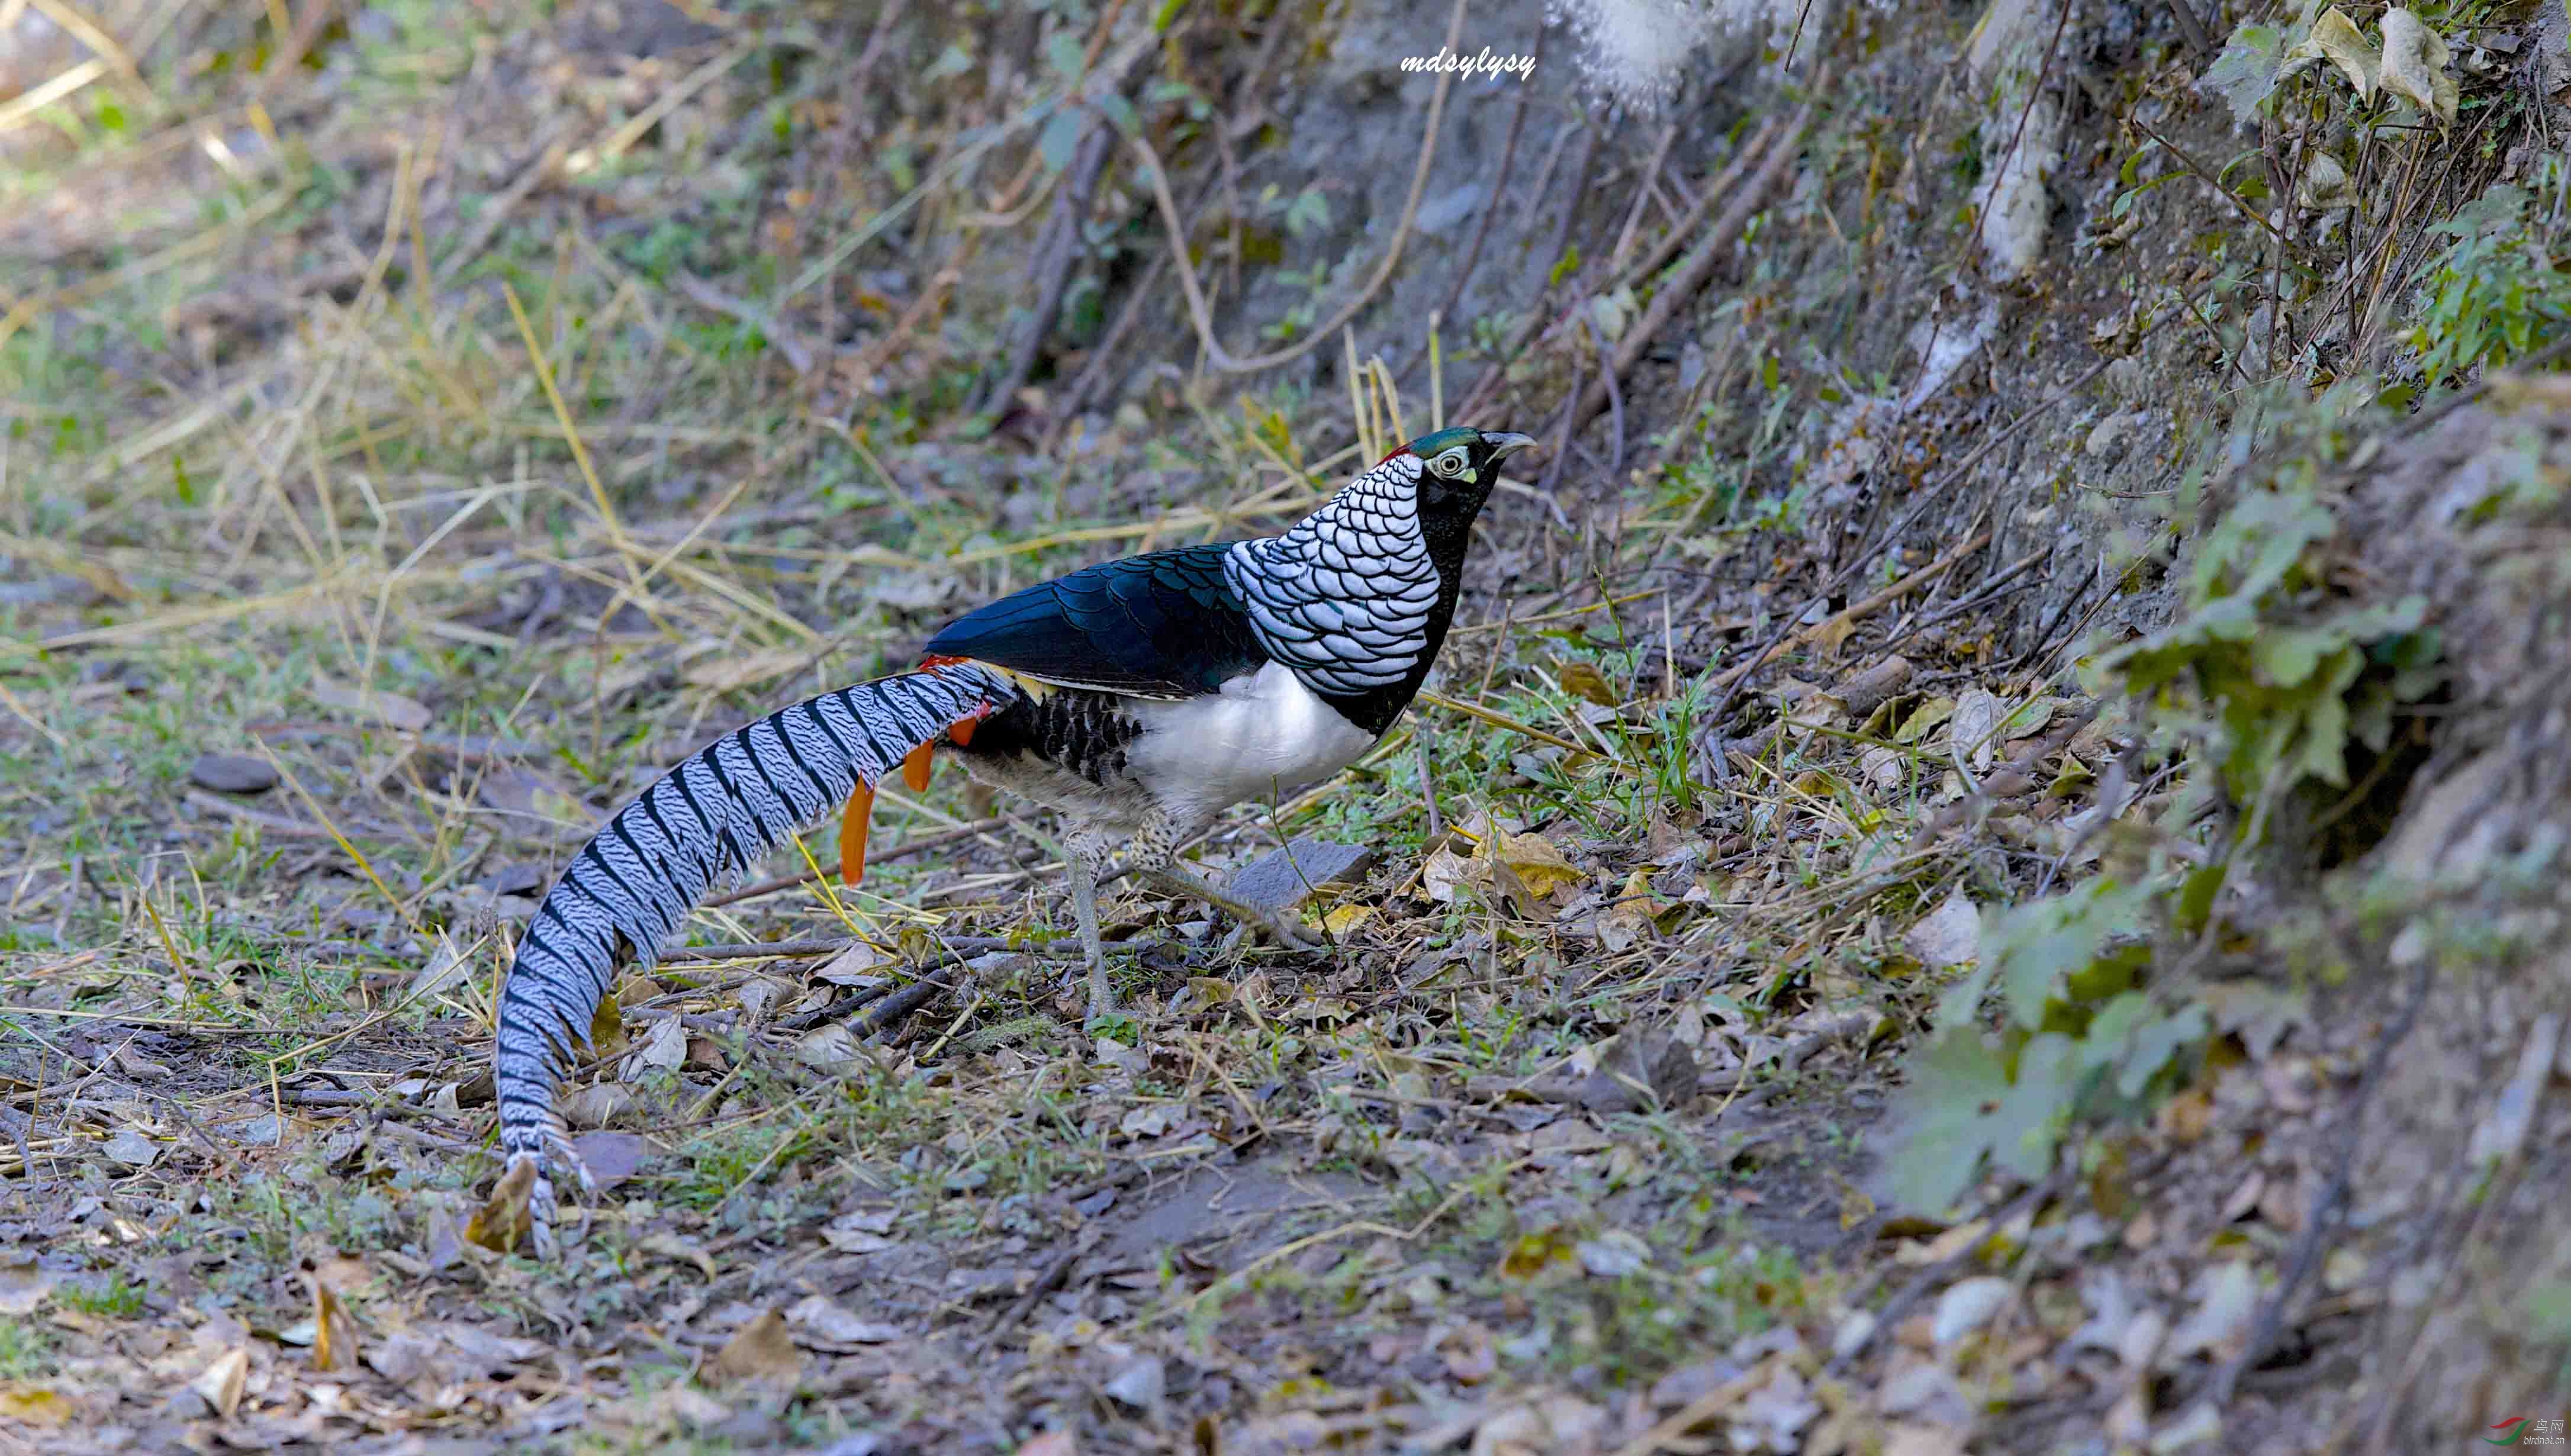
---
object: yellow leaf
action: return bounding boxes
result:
[2284,7,2379,98]
[1554,660,1618,706]
[1894,697,1957,745]
[308,1274,361,1373]
[464,1159,535,1253]
[0,1388,72,1426]
[1498,1228,1578,1281]
[1316,903,1374,935]
[580,987,629,1062]
[1491,829,1584,898]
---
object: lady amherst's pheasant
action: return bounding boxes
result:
[492,426,1535,1240]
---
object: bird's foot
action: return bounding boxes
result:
[1144,866,1324,958]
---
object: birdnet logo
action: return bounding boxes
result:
[2486,1416,2569,1446]
[1399,46,1535,81]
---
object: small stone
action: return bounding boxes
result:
[1574,1030,1697,1113]
[1103,1354,1165,1410]
[189,753,279,794]
[1903,891,1980,969]
[1931,1276,2013,1347]
[224,1114,283,1147]
[1228,838,1376,914]
[104,1129,162,1168]
[1830,1310,1877,1361]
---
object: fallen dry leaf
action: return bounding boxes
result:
[633,1014,687,1071]
[2285,6,2377,98]
[712,1307,804,1383]
[308,1273,361,1373]
[464,1158,535,1253]
[569,1131,653,1190]
[639,1231,718,1281]
[1597,869,1661,952]
[192,1348,249,1420]
[0,1387,73,1427]
[785,1293,901,1347]
[1555,659,1619,706]
[1951,688,2003,771]
[561,1081,639,1130]
[0,1256,54,1316]
[2377,8,2456,124]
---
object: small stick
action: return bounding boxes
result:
[977,1240,1086,1352]
[858,978,945,1041]
[1592,318,1626,481]
[1414,727,1444,839]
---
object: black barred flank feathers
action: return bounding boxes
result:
[490,664,1009,1248]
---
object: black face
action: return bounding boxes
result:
[1310,426,1538,736]
[1410,427,1537,523]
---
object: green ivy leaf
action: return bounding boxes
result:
[1041,30,1087,82]
[2199,23,2286,123]
[2248,630,2312,688]
[1881,1029,2017,1212]
[1035,111,1084,176]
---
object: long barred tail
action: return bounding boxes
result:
[491,663,1008,1248]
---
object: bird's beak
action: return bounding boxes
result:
[1483,431,1538,461]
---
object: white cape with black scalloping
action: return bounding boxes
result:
[1222,451,1441,698]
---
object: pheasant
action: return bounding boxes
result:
[490,425,1535,1241]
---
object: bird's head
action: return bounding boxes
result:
[1389,426,1538,523]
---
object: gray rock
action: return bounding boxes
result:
[188,753,278,794]
[1228,838,1377,913]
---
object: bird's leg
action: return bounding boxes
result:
[1124,817,1320,956]
[1063,830,1116,1023]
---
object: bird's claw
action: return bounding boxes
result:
[1257,911,1321,956]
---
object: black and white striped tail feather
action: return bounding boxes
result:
[492,663,1008,1251]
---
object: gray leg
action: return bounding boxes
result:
[1064,833,1115,1022]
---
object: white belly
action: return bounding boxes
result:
[1124,662,1378,828]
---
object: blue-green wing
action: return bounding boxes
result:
[919,543,1269,698]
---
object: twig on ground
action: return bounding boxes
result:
[857,977,947,1041]
[1707,527,1990,701]
[977,1238,1090,1352]
[1592,318,1626,481]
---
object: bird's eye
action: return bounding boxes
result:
[1431,450,1469,478]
